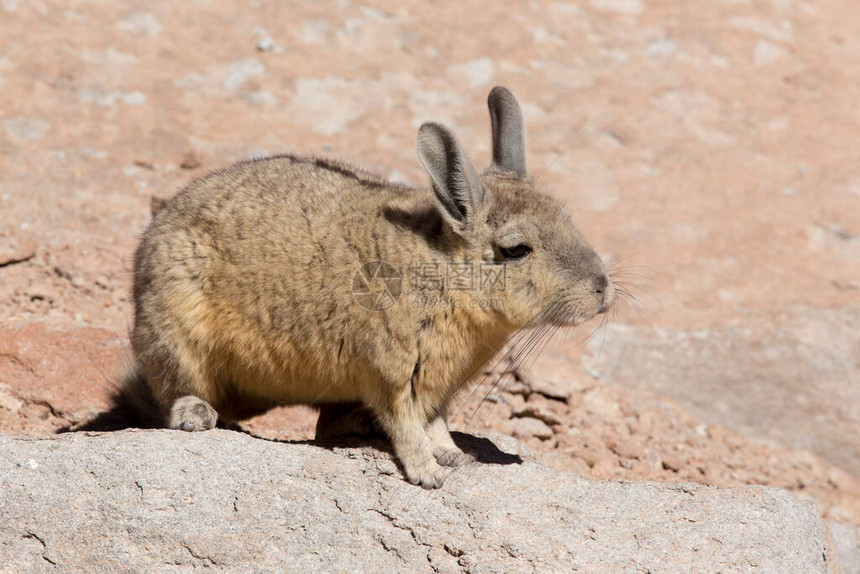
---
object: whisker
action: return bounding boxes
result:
[253,111,297,155]
[461,298,569,417]
[609,272,651,283]
[588,310,612,364]
[613,281,657,310]
[606,251,645,266]
[507,322,561,376]
[463,320,561,429]
[449,297,564,423]
[534,111,605,183]
[454,296,568,422]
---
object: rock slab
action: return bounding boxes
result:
[0,430,830,572]
[585,307,860,478]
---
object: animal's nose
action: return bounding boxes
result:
[594,275,615,313]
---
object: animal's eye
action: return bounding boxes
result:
[500,244,533,260]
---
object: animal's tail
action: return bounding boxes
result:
[65,360,164,432]
[110,361,165,428]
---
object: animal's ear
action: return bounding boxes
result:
[417,122,492,232]
[488,86,527,178]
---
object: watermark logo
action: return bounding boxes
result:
[352,261,402,311]
[410,262,505,292]
[480,264,506,290]
[353,260,506,312]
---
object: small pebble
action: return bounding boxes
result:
[510,417,554,440]
[511,404,562,426]
[257,37,275,52]
[377,459,397,475]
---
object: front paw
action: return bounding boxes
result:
[434,447,475,468]
[404,458,450,489]
[169,395,218,431]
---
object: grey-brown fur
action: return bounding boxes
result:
[125,86,615,488]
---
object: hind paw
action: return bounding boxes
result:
[434,447,475,468]
[404,458,451,489]
[169,396,218,431]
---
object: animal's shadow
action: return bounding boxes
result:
[59,403,523,467]
[305,432,523,467]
